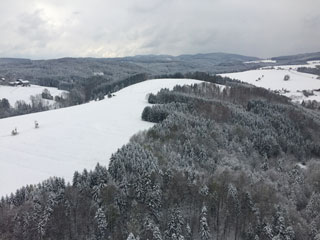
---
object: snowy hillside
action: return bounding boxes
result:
[0,79,202,197]
[244,59,277,64]
[221,62,320,102]
[259,60,320,70]
[0,84,66,106]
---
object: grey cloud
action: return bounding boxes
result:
[18,10,52,45]
[0,0,319,59]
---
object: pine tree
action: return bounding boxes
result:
[200,185,209,197]
[314,234,320,240]
[227,183,240,238]
[165,207,184,240]
[272,206,286,238]
[262,223,274,239]
[270,205,295,240]
[285,226,295,240]
[306,192,320,219]
[95,208,108,240]
[199,206,211,240]
[127,232,136,240]
[72,171,81,187]
[144,217,163,240]
[146,184,162,219]
[186,223,192,240]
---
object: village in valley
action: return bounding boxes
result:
[0,76,30,87]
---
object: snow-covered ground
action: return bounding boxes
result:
[0,79,203,197]
[297,163,307,170]
[308,60,320,67]
[221,62,320,102]
[0,85,66,106]
[244,59,277,64]
[261,60,320,70]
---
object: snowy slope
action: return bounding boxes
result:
[0,85,66,106]
[0,79,203,197]
[261,60,320,70]
[221,64,320,102]
[244,59,277,64]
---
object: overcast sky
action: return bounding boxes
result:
[0,0,319,59]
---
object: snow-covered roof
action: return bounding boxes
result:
[17,79,30,83]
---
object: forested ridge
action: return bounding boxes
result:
[1,81,320,240]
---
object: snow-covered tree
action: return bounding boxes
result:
[186,223,192,240]
[145,217,163,240]
[127,232,136,240]
[165,207,184,240]
[95,207,108,239]
[199,206,211,240]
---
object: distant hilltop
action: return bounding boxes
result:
[0,51,319,91]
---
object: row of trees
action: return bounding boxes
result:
[0,87,89,119]
[297,66,320,77]
[0,96,50,119]
[302,100,320,111]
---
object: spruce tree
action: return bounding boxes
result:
[199,206,211,240]
[95,208,108,240]
[127,232,136,240]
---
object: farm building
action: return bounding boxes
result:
[9,79,31,87]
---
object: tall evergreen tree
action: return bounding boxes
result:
[199,206,211,240]
[95,208,108,240]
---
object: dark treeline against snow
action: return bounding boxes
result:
[1,82,320,239]
[0,72,236,119]
[297,66,320,77]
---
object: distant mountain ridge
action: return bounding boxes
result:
[0,51,319,89]
[121,52,259,63]
[272,51,320,63]
[0,52,259,87]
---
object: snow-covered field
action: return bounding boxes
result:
[221,62,320,102]
[0,79,202,197]
[0,85,66,106]
[244,59,277,64]
[261,60,320,70]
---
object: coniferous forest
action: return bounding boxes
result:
[1,81,320,240]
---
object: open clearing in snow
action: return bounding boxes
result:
[0,79,202,197]
[0,85,66,106]
[221,62,320,102]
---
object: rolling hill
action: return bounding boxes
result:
[0,78,203,197]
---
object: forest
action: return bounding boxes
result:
[297,67,320,78]
[1,81,320,240]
